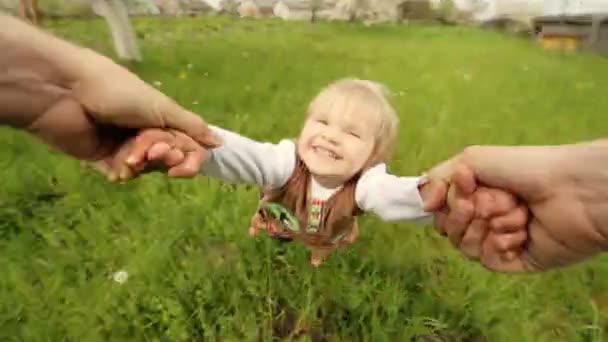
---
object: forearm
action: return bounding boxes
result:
[356,164,432,223]
[200,125,296,189]
[0,14,113,128]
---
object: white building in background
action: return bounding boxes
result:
[202,0,225,11]
[432,0,608,22]
[273,0,336,20]
[477,0,543,21]
[542,0,608,15]
[201,0,275,14]
[432,0,542,21]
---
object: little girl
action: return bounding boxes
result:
[118,78,524,266]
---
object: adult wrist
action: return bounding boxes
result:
[561,139,608,181]
[561,139,608,250]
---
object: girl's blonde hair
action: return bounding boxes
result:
[306,78,399,167]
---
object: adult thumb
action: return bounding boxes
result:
[159,99,223,149]
[460,145,559,201]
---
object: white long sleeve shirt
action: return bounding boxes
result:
[200,125,432,224]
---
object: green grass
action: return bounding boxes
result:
[2,15,608,341]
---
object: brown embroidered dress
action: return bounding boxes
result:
[251,154,363,251]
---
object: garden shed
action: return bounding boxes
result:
[533,14,608,54]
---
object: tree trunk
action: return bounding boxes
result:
[18,0,39,24]
[92,0,142,62]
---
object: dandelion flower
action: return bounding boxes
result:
[112,270,129,284]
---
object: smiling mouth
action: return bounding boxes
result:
[313,146,341,160]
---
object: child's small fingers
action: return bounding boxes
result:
[126,130,174,167]
[147,142,173,161]
[445,198,475,248]
[451,163,477,196]
[489,230,527,253]
[162,130,209,178]
[489,205,529,233]
[168,150,208,178]
[162,148,186,168]
[487,188,518,214]
[445,166,475,212]
[475,188,519,219]
[475,187,517,219]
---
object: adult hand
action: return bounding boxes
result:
[72,56,222,180]
[428,141,608,273]
[431,164,529,272]
[22,58,220,181]
[1,13,221,180]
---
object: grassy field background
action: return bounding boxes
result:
[2,15,608,341]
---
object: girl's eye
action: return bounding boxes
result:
[316,119,328,125]
[348,132,360,138]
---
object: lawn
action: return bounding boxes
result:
[2,15,608,341]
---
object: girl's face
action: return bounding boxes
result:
[297,108,378,188]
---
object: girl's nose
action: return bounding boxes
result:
[321,127,340,144]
